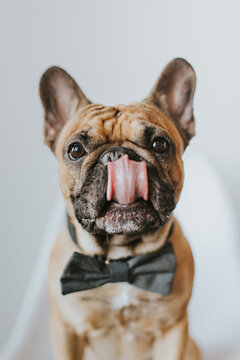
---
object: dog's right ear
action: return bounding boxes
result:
[39,66,91,150]
[145,58,196,148]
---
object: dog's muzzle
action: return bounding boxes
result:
[72,146,175,235]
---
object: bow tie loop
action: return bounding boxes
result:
[108,261,129,283]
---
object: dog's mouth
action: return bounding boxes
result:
[95,154,158,234]
[95,198,160,235]
[106,200,147,210]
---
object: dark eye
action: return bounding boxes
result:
[152,137,169,154]
[68,142,85,160]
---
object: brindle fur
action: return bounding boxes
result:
[40,58,202,359]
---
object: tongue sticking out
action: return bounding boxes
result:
[107,154,148,205]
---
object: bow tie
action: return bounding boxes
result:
[60,217,176,296]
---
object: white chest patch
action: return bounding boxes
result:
[110,283,132,309]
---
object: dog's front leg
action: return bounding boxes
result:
[152,313,188,360]
[51,308,85,360]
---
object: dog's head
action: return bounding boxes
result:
[40,58,196,239]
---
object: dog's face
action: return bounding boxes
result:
[40,59,196,237]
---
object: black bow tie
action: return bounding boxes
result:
[60,218,176,296]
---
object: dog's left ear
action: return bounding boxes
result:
[39,66,91,150]
[145,58,196,147]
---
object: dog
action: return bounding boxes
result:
[39,58,201,360]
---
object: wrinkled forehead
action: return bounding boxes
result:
[57,102,181,149]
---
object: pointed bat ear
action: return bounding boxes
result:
[39,66,91,150]
[145,58,196,147]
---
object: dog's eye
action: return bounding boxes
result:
[152,137,169,154]
[68,142,85,160]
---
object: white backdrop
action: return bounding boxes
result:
[0,0,240,350]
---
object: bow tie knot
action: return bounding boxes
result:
[108,260,129,283]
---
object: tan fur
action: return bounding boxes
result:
[47,102,201,359]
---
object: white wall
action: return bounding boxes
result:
[0,0,239,349]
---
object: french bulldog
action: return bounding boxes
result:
[40,58,201,360]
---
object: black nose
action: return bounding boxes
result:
[100,147,141,165]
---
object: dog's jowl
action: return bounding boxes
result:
[40,58,201,360]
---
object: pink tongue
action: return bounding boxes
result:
[107,154,148,205]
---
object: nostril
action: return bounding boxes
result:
[117,153,123,160]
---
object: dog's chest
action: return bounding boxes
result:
[61,282,173,335]
[60,282,173,359]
